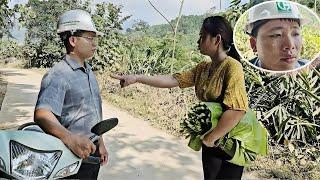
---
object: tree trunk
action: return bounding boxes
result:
[171,0,185,73]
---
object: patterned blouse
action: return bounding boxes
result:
[173,56,248,111]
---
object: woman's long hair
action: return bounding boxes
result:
[201,16,240,61]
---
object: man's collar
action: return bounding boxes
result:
[249,57,261,67]
[250,56,307,69]
[65,55,92,72]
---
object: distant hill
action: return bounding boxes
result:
[147,14,205,37]
[127,14,206,36]
[126,14,207,51]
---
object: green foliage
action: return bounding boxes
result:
[0,39,22,59]
[0,0,16,38]
[223,0,253,27]
[17,0,130,70]
[119,31,204,75]
[0,0,18,39]
[131,19,150,32]
[18,0,90,68]
[301,26,320,60]
[91,3,131,72]
[132,14,204,38]
[234,12,253,60]
[296,0,320,14]
[123,17,204,76]
[127,14,204,52]
[120,35,172,75]
[244,63,320,146]
[122,46,172,75]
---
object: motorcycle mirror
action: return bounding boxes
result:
[91,118,118,136]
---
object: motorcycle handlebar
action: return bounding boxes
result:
[82,156,101,164]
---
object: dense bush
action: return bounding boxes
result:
[17,0,130,69]
[120,34,204,75]
[243,62,320,146]
[17,0,89,67]
[0,0,15,38]
[0,40,23,60]
[91,3,130,72]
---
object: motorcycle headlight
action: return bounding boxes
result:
[0,156,5,171]
[54,161,79,178]
[10,141,62,179]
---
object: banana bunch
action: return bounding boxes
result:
[180,102,212,138]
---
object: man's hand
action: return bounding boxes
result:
[98,138,108,165]
[63,133,96,159]
[35,109,96,159]
[110,74,137,88]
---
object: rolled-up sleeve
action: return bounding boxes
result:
[35,72,68,116]
[222,62,248,111]
[172,66,198,88]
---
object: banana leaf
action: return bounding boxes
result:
[187,102,268,166]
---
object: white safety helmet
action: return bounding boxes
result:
[57,9,103,36]
[245,1,306,35]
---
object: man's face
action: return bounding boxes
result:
[250,19,302,71]
[73,31,97,59]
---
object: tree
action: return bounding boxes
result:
[0,0,15,38]
[132,19,150,32]
[147,0,185,73]
[18,0,91,67]
[17,0,130,71]
[91,2,131,72]
[171,0,185,72]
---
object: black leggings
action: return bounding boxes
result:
[202,144,244,180]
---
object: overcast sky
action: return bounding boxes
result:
[95,0,232,26]
[7,0,237,42]
[8,0,233,26]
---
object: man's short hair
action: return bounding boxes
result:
[58,30,86,54]
[250,18,301,37]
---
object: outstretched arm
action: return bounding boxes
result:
[110,74,179,88]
